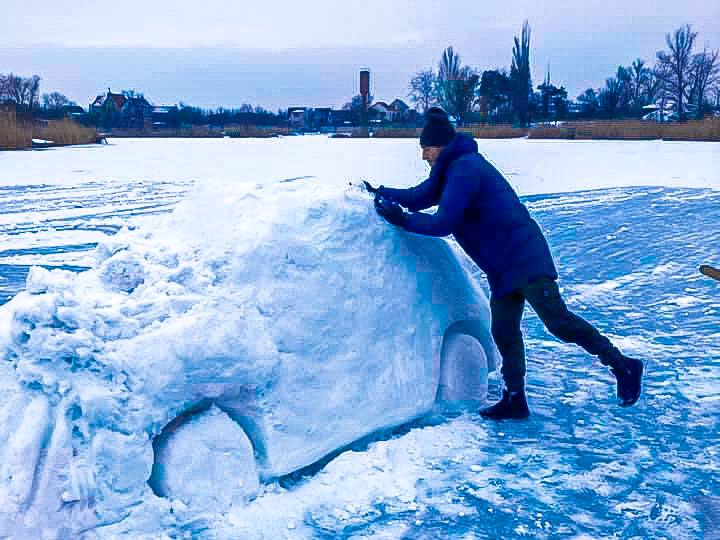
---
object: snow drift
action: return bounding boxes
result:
[0,177,497,537]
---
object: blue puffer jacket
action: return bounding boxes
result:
[378,133,558,297]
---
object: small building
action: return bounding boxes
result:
[288,107,310,132]
[151,106,179,129]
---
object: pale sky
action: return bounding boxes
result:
[3,0,719,110]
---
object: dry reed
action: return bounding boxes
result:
[224,125,289,137]
[571,121,661,140]
[108,126,224,138]
[374,119,720,142]
[459,125,528,139]
[372,125,529,139]
[0,111,32,149]
[562,118,720,141]
[527,126,577,139]
[34,119,97,146]
[372,128,421,138]
[661,118,720,141]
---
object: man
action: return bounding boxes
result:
[365,107,643,420]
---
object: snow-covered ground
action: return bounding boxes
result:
[0,137,719,539]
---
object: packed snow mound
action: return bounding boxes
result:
[0,177,497,536]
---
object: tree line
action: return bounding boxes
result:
[408,23,719,126]
[151,102,287,127]
[0,73,42,112]
[0,76,288,126]
[4,23,718,128]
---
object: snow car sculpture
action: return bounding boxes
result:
[0,178,498,536]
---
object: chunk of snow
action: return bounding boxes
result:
[0,177,496,535]
[150,405,259,511]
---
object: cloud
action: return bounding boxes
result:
[2,0,717,109]
[2,0,429,49]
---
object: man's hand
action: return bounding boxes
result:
[363,180,380,195]
[374,196,407,227]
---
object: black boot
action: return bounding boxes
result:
[479,388,530,420]
[601,349,644,407]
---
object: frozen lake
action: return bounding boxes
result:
[0,137,719,539]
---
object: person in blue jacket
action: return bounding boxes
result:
[365,107,644,420]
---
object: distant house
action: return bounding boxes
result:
[88,90,155,129]
[369,101,392,123]
[120,96,154,128]
[89,89,127,115]
[389,99,411,122]
[369,99,413,123]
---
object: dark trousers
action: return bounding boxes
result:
[490,276,616,392]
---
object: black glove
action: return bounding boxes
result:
[363,180,381,195]
[374,196,407,227]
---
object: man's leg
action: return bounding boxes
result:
[479,290,531,419]
[490,290,527,392]
[521,277,616,361]
[522,276,643,406]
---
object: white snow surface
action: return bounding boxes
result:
[0,173,497,537]
[0,137,718,539]
[1,137,717,272]
[1,137,718,193]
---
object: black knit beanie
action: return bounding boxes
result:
[420,107,456,147]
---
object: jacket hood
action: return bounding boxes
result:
[431,133,478,179]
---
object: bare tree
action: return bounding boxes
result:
[438,47,462,82]
[42,92,73,110]
[4,74,23,104]
[511,20,532,127]
[479,69,512,121]
[27,75,41,111]
[652,62,673,122]
[656,25,698,121]
[2,73,41,111]
[577,88,600,117]
[408,69,436,113]
[689,46,719,118]
[436,48,461,116]
[630,58,651,107]
[435,47,478,125]
[0,74,8,102]
[643,66,663,105]
[599,77,623,118]
[615,66,633,113]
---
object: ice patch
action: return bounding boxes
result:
[666,295,702,308]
